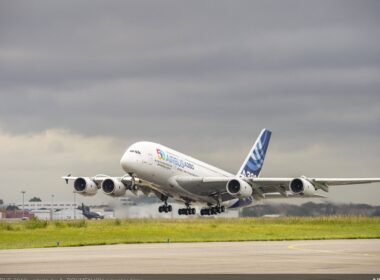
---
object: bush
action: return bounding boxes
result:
[24,217,48,229]
[54,221,66,228]
[0,222,14,231]
[67,219,87,228]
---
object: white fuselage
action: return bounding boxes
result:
[64,128,380,214]
[120,141,239,206]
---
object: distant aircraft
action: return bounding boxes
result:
[79,203,104,220]
[63,129,380,216]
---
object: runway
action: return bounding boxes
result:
[0,239,379,273]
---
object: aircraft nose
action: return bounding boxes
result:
[120,151,134,173]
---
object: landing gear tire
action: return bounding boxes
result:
[201,205,225,216]
[178,206,196,216]
[158,203,172,214]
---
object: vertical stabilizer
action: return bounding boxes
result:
[238,129,272,178]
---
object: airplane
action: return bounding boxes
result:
[78,203,104,220]
[63,129,380,216]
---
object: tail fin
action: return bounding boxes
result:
[237,129,272,178]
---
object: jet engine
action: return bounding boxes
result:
[226,179,253,198]
[101,178,126,197]
[73,177,98,196]
[289,178,316,196]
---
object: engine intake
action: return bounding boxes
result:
[73,177,98,196]
[226,179,252,198]
[289,178,316,197]
[101,178,126,197]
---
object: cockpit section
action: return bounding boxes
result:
[129,149,141,155]
[120,143,144,173]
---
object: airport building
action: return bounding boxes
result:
[10,201,79,220]
[15,201,77,211]
[0,208,35,220]
[10,201,114,220]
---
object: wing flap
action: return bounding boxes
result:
[310,178,380,186]
[263,193,328,199]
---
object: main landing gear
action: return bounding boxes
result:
[158,200,172,213]
[178,203,196,215]
[200,205,225,216]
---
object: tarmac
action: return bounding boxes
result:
[0,239,379,274]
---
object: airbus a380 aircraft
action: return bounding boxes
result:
[63,129,380,216]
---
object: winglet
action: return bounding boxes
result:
[238,129,272,178]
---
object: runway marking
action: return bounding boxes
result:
[287,244,332,253]
[287,244,373,257]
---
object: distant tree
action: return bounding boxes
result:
[241,204,279,217]
[371,208,380,217]
[0,199,3,205]
[6,205,19,211]
[29,197,42,202]
[287,205,311,216]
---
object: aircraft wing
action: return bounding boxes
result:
[175,176,380,201]
[248,177,380,191]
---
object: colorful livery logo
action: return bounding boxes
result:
[156,148,194,170]
[156,148,167,161]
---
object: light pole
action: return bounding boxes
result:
[21,191,26,219]
[73,191,77,220]
[51,194,55,221]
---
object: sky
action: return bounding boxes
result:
[0,0,379,206]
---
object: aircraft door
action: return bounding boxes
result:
[147,153,154,166]
[147,152,155,177]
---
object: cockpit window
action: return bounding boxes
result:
[130,150,141,154]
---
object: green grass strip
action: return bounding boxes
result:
[0,216,379,249]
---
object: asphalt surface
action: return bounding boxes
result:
[0,239,379,273]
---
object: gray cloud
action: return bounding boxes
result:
[0,0,379,204]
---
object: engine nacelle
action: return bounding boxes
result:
[73,177,98,196]
[226,179,253,198]
[289,178,316,197]
[101,178,126,197]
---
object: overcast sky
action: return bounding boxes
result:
[0,0,379,206]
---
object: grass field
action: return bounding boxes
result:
[0,216,379,249]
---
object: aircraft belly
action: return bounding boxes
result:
[137,155,232,206]
[155,177,215,204]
